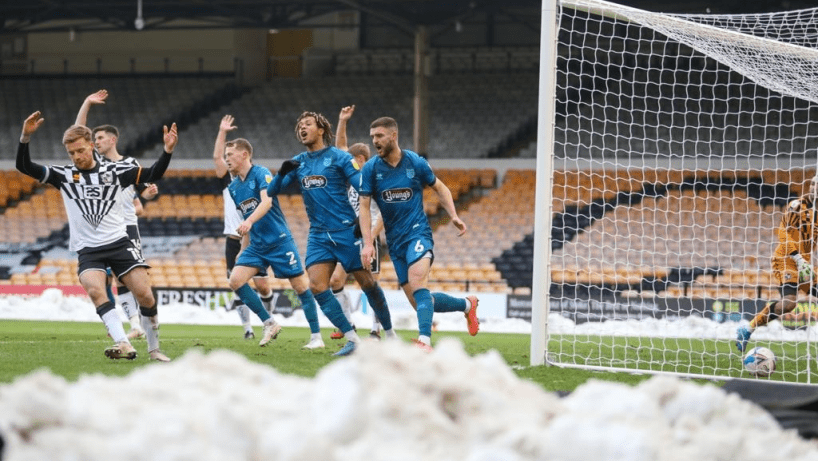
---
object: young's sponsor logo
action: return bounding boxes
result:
[382,188,412,202]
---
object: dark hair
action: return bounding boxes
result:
[295,111,333,147]
[348,143,371,161]
[92,124,119,138]
[225,138,254,157]
[370,117,398,132]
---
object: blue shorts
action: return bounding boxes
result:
[390,235,435,286]
[305,227,364,273]
[235,238,304,279]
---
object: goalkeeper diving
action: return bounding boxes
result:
[736,175,818,352]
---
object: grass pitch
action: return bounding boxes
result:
[0,319,662,392]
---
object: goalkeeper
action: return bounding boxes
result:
[736,175,818,352]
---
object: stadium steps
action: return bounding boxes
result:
[124,80,246,158]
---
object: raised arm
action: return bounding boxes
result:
[335,105,355,151]
[127,123,178,184]
[17,112,47,180]
[75,90,108,126]
[213,115,236,178]
[430,178,467,236]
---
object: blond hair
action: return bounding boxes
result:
[62,125,93,145]
[225,138,254,157]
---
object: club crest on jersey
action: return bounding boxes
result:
[239,197,259,214]
[265,174,272,184]
[301,175,327,189]
[324,157,332,167]
[406,168,415,179]
[72,173,81,183]
[101,171,113,184]
[382,188,413,202]
[248,180,256,189]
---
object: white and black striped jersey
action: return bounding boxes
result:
[39,160,146,252]
[98,155,141,226]
[221,173,243,237]
[347,184,381,227]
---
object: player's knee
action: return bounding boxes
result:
[228,277,244,292]
[136,291,155,308]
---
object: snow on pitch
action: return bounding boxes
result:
[0,290,817,460]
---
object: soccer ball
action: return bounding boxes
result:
[743,346,776,377]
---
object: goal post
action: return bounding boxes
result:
[532,0,818,382]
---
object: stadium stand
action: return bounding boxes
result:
[135,72,537,161]
[3,165,814,298]
[0,76,240,160]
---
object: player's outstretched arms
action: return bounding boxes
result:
[138,123,178,183]
[336,105,355,151]
[75,90,107,126]
[17,112,46,179]
[163,123,179,153]
[213,115,236,178]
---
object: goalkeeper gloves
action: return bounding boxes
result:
[278,160,300,177]
[792,254,814,282]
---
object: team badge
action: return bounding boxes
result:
[72,173,81,183]
[324,157,332,167]
[248,180,256,189]
[352,159,360,170]
[376,173,383,180]
[265,174,272,184]
[101,171,113,184]
[406,168,415,179]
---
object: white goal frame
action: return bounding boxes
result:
[531,0,818,383]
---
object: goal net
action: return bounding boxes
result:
[539,0,818,382]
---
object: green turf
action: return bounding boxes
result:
[0,319,721,392]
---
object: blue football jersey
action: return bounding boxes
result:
[359,149,436,248]
[269,146,360,232]
[228,165,293,247]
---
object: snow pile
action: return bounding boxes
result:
[0,339,815,461]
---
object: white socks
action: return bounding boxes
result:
[119,289,141,330]
[236,303,252,333]
[141,315,160,352]
[101,309,128,343]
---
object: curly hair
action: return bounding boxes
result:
[295,111,334,147]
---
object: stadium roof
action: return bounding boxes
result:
[1,0,813,34]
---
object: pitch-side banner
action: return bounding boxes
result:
[154,287,302,317]
[507,295,770,324]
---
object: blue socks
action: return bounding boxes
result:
[235,284,271,322]
[431,292,467,313]
[414,288,433,337]
[298,290,321,334]
[314,289,354,333]
[363,284,392,331]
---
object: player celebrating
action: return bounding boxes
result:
[16,111,177,360]
[329,105,386,340]
[267,111,397,356]
[359,116,479,351]
[76,89,160,341]
[222,132,323,348]
[213,115,276,340]
[737,175,818,352]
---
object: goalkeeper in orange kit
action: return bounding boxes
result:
[736,175,818,352]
